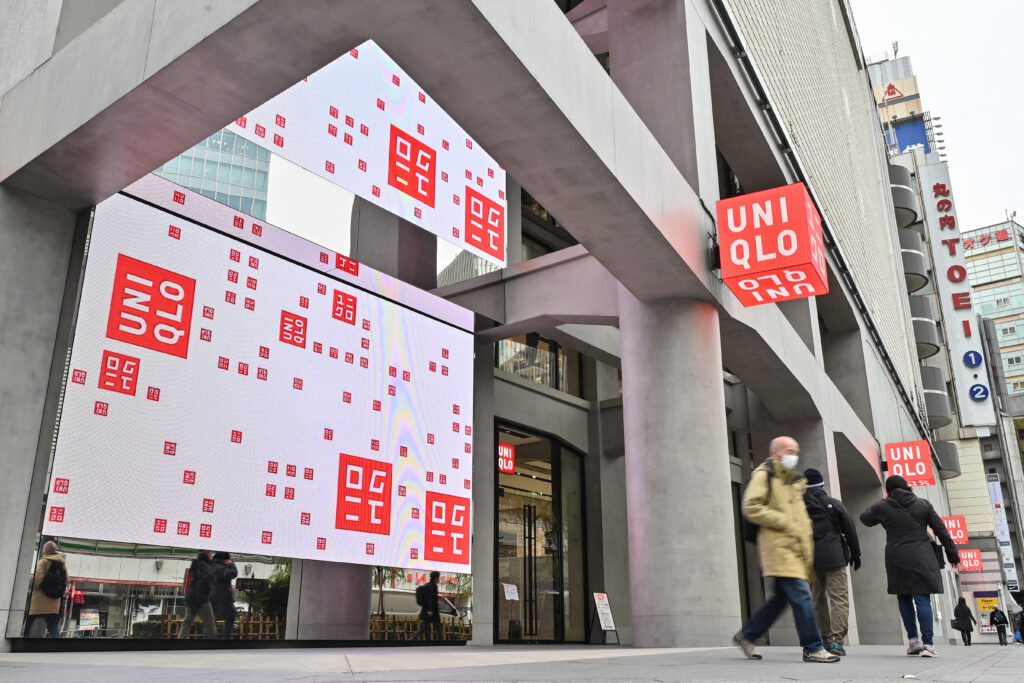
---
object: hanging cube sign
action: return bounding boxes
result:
[715,182,828,306]
[885,440,935,487]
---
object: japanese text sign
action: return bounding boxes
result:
[715,182,828,306]
[885,440,935,487]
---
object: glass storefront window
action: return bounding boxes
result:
[495,335,583,397]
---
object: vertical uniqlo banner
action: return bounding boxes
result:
[42,176,474,572]
[885,440,935,487]
[715,182,828,306]
[941,516,969,545]
[227,40,507,267]
[917,163,995,427]
[497,442,515,474]
[959,548,983,571]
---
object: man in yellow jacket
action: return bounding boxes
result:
[733,436,839,663]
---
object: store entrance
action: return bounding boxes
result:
[495,424,586,643]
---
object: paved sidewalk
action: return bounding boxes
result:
[1,643,1022,681]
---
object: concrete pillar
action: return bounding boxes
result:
[469,339,496,645]
[350,197,437,290]
[284,559,371,639]
[618,287,740,646]
[0,187,78,648]
[505,176,523,267]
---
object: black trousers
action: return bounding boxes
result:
[959,629,972,646]
[997,625,1007,644]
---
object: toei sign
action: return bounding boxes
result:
[715,182,828,306]
[942,515,969,545]
[498,442,515,474]
[884,440,935,487]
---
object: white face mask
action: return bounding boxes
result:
[780,454,799,471]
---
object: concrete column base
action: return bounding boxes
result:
[285,560,371,639]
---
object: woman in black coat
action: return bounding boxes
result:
[860,475,959,657]
[953,597,977,646]
[209,552,238,640]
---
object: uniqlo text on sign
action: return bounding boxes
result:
[959,548,983,571]
[336,453,393,535]
[279,310,307,348]
[715,182,828,306]
[425,492,470,565]
[885,440,935,487]
[498,442,515,474]
[942,516,968,545]
[106,254,196,357]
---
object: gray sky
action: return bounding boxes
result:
[850,0,1022,231]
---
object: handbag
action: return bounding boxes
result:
[886,498,946,568]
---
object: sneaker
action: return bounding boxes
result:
[803,649,840,663]
[907,638,924,655]
[733,632,762,660]
[920,644,937,657]
[827,641,847,656]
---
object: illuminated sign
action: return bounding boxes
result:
[497,442,516,474]
[960,548,984,572]
[228,40,507,267]
[42,176,474,572]
[941,515,968,545]
[715,182,828,306]
[884,440,935,487]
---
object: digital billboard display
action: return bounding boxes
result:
[227,39,507,267]
[42,176,474,572]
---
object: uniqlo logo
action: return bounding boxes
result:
[98,350,140,396]
[373,400,382,412]
[388,385,396,396]
[293,377,303,390]
[477,177,483,187]
[173,191,186,205]
[464,443,472,453]
[326,160,335,174]
[959,548,983,571]
[376,98,385,111]
[465,426,472,436]
[202,498,215,513]
[106,255,195,358]
[147,387,160,401]
[318,283,328,296]
[499,189,505,200]
[300,296,310,309]
[343,391,352,403]
[426,471,434,482]
[49,507,66,523]
[285,487,295,500]
[442,348,449,359]
[301,512,311,525]
[442,139,449,150]
[231,430,242,443]
[336,254,360,276]
[247,276,257,290]
[372,185,380,197]
[153,518,167,533]
[249,256,259,269]
[259,346,270,359]
[218,356,229,370]
[228,269,238,283]
[488,168,495,179]
[465,170,472,181]
[266,483,277,497]
[177,521,190,536]
[442,366,449,376]
[414,207,422,219]
[332,290,357,325]
[324,428,333,441]
[268,461,278,473]
[388,125,436,207]
[345,353,354,364]
[233,216,244,229]
[358,159,367,172]
[427,433,435,444]
[429,361,437,372]
[169,225,181,239]
[304,467,314,480]
[411,507,420,519]
[164,441,176,456]
[72,369,87,384]
[203,306,214,319]
[317,537,327,550]
[361,338,370,350]
[440,474,447,485]
[453,194,461,205]
[418,91,425,103]
[441,171,449,183]
[360,357,368,368]
[286,464,297,477]
[252,224,262,237]
[411,548,419,559]
[366,543,375,555]
[417,123,425,135]
[275,114,286,128]
[329,105,338,118]
[452,458,459,469]
[392,74,401,86]
[257,368,267,380]
[344,132,353,145]
[371,439,380,451]
[255,124,266,137]
[244,297,255,311]
[466,138,473,149]
[94,401,108,416]
[262,531,273,544]
[183,470,196,485]
[230,249,241,262]
[200,524,211,538]
[425,492,470,564]
[464,187,505,261]
[273,134,284,147]
[453,422,460,432]
[200,328,212,342]
[362,319,371,331]
[360,124,369,136]
[464,479,471,489]
[53,478,70,494]
[330,347,338,359]
[400,446,408,457]
[336,453,393,534]
[403,370,411,381]
[345,115,354,127]
[280,310,308,347]
[225,291,236,304]
[236,116,247,128]
[238,362,249,376]
[453,404,460,415]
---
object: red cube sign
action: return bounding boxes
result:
[959,548,983,571]
[942,515,968,545]
[424,492,470,565]
[335,453,392,535]
[279,310,307,348]
[106,254,196,357]
[464,186,505,262]
[885,440,935,487]
[388,125,436,207]
[498,442,516,474]
[715,182,828,306]
[332,290,357,325]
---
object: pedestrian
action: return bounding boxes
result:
[27,540,67,638]
[209,552,238,640]
[952,597,976,646]
[990,606,1009,645]
[859,475,959,657]
[733,436,839,663]
[802,468,861,656]
[408,571,441,641]
[177,550,217,639]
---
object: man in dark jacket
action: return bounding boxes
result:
[209,552,238,640]
[802,468,861,656]
[408,571,441,641]
[177,550,216,639]
[990,607,1009,645]
[860,476,959,657]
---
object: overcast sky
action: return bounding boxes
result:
[850,0,1022,230]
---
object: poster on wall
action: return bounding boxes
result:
[42,175,474,572]
[227,39,507,267]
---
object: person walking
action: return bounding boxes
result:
[27,540,67,638]
[733,436,839,664]
[859,475,959,657]
[990,606,1009,645]
[802,468,861,657]
[408,571,441,641]
[953,597,976,646]
[209,552,238,640]
[177,550,217,639]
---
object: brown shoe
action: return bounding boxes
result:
[733,632,763,660]
[803,649,840,663]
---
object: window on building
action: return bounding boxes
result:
[1008,356,1022,367]
[984,443,994,452]
[996,297,1011,307]
[495,334,583,397]
[1013,380,1024,392]
[1003,326,1018,336]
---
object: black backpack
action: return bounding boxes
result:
[415,583,428,607]
[742,467,774,543]
[40,558,67,599]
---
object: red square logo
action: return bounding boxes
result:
[276,114,286,128]
[247,276,257,290]
[426,471,435,483]
[326,160,335,174]
[464,443,472,453]
[233,216,244,229]
[393,74,401,86]
[442,172,449,183]
[285,487,295,500]
[304,467,314,480]
[400,446,408,457]
[164,441,176,456]
[373,399,382,412]
[330,347,338,359]
[238,362,249,376]
[398,485,407,497]
[345,352,354,364]
[147,386,160,401]
[106,255,195,358]
[376,98,385,111]
[466,138,473,149]
[360,124,369,136]
[362,319,371,331]
[403,370,411,381]
[173,191,185,205]
[300,296,310,309]
[236,116,247,128]
[169,225,181,239]
[246,299,257,314]
[332,290,357,325]
[301,512,311,525]
[388,385,396,397]
[200,524,211,538]
[249,256,259,269]
[453,404,460,415]
[452,458,460,469]
[293,377,303,390]
[316,537,326,550]
[200,328,212,342]
[53,478,70,494]
[229,249,241,262]
[343,391,352,403]
[154,518,167,533]
[336,254,360,276]
[228,269,239,283]
[329,106,338,118]
[98,350,140,396]
[218,356,229,370]
[255,124,266,138]
[429,361,437,372]
[252,224,262,237]
[324,427,333,440]
[414,207,422,219]
[177,521,190,536]
[361,338,370,350]
[183,470,196,485]
[372,185,381,197]
[411,507,420,519]
[225,291,236,304]
[202,498,215,513]
[268,461,278,473]
[50,507,66,522]
[387,125,436,207]
[360,357,369,369]
[442,139,449,150]
[72,369,87,384]
[411,548,419,559]
[464,187,506,262]
[280,310,308,347]
[344,132,353,145]
[465,426,472,436]
[464,479,471,489]
[266,483,277,497]
[366,543,375,555]
[287,464,297,477]
[442,366,449,376]
[259,346,270,359]
[203,306,214,320]
[425,492,470,564]
[336,453,393,535]
[273,133,284,147]
[261,531,273,544]
[231,430,242,443]
[419,92,425,103]
[345,115,354,127]
[440,474,447,485]
[94,401,108,416]
[442,348,450,359]
[371,439,380,451]
[427,433,435,445]
[257,368,267,380]
[453,422,460,432]
[358,159,367,172]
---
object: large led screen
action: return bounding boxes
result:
[42,175,474,572]
[227,39,507,267]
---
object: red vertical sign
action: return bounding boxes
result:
[497,442,515,474]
